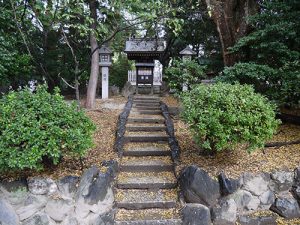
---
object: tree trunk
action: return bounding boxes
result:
[205,0,258,66]
[86,0,99,109]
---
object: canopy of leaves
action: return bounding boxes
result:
[220,0,300,106]
[164,59,206,93]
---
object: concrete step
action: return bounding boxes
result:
[116,189,177,209]
[126,125,166,132]
[117,171,177,189]
[124,134,169,142]
[120,156,173,172]
[127,117,165,124]
[134,97,160,101]
[115,209,181,225]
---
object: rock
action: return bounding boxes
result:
[168,107,182,117]
[57,176,79,198]
[239,215,277,225]
[109,85,119,96]
[179,165,220,207]
[28,178,58,195]
[231,190,259,212]
[182,203,211,225]
[218,173,239,196]
[90,210,115,225]
[1,178,28,192]
[75,186,114,219]
[45,199,73,222]
[0,199,19,225]
[212,199,237,225]
[294,167,300,184]
[242,173,270,196]
[121,82,135,98]
[259,190,275,208]
[22,213,54,225]
[17,195,48,221]
[270,197,300,218]
[292,186,300,201]
[62,216,79,225]
[270,171,294,192]
[101,160,118,179]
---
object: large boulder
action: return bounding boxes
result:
[218,173,239,196]
[270,197,300,218]
[45,199,74,222]
[75,166,110,204]
[212,199,237,225]
[179,165,220,207]
[75,166,114,219]
[28,178,57,195]
[0,199,19,225]
[121,82,135,98]
[270,171,294,192]
[241,173,270,196]
[182,203,211,225]
[109,85,119,97]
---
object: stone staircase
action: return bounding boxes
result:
[115,96,182,225]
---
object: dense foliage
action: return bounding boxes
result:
[218,0,300,106]
[0,85,96,171]
[165,59,206,92]
[110,54,132,89]
[181,83,280,153]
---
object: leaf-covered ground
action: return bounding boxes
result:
[175,119,300,179]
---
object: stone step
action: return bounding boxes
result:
[116,189,177,209]
[120,156,173,172]
[124,134,169,142]
[131,110,162,115]
[132,106,161,111]
[123,146,171,157]
[115,219,182,225]
[129,114,164,119]
[134,97,160,101]
[117,171,177,189]
[133,103,160,107]
[127,117,165,124]
[133,100,160,104]
[126,125,166,132]
[115,209,181,224]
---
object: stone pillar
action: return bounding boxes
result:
[102,67,109,99]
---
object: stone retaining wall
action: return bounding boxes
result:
[0,162,117,225]
[180,165,300,224]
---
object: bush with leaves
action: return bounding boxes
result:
[0,85,96,171]
[181,83,280,153]
[165,59,206,92]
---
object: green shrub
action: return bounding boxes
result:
[0,85,96,171]
[110,54,132,88]
[165,59,206,92]
[181,83,280,153]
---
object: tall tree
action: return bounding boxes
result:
[205,0,258,66]
[85,0,99,109]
